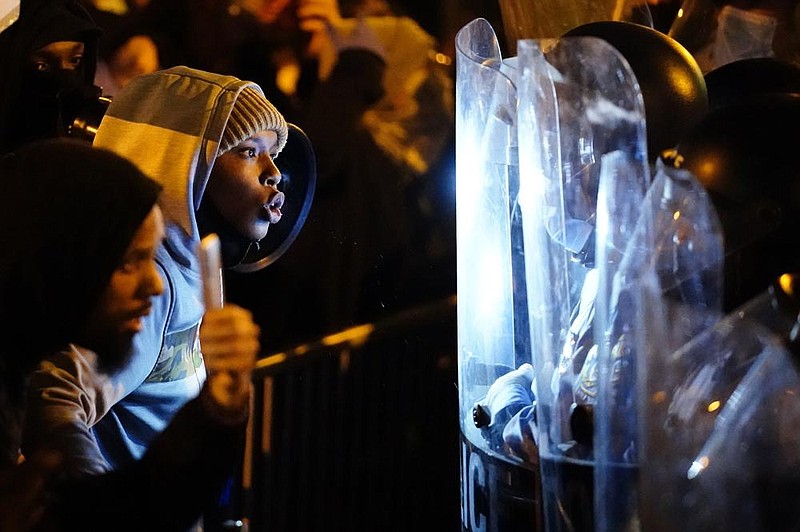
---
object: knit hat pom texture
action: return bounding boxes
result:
[219,85,288,156]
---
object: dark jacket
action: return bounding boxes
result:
[0,0,101,153]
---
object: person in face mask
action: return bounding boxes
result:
[0,0,102,154]
[669,0,800,73]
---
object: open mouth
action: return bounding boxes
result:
[263,191,285,224]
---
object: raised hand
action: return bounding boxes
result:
[199,304,260,414]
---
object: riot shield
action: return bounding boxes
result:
[515,34,651,531]
[456,17,540,532]
[639,274,800,531]
[667,0,800,74]
[591,160,723,531]
[457,16,724,532]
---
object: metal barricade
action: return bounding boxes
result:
[244,296,460,532]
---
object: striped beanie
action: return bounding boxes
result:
[219,85,288,156]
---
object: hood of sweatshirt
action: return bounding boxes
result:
[93,66,269,270]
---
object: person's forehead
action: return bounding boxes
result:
[31,40,85,58]
[241,129,278,145]
[127,206,164,250]
[145,205,165,240]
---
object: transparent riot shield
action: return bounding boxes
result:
[667,0,800,74]
[456,17,538,532]
[515,35,651,531]
[591,161,723,531]
[458,17,724,532]
[638,274,800,531]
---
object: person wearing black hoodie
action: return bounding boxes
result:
[0,138,260,531]
[0,0,103,154]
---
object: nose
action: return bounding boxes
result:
[260,157,282,188]
[142,261,165,298]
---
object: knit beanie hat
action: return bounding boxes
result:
[219,85,288,156]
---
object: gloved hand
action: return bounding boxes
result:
[502,404,539,464]
[473,363,536,455]
[477,363,535,429]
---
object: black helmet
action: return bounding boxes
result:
[667,93,800,310]
[704,57,800,111]
[563,21,709,162]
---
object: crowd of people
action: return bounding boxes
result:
[0,0,457,529]
[1,0,797,530]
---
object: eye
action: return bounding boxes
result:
[118,259,138,274]
[238,147,257,159]
[66,54,83,69]
[32,61,50,72]
[117,253,154,274]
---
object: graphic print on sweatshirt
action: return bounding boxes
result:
[145,323,203,383]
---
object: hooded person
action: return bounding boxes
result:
[0,138,161,469]
[2,138,262,531]
[22,66,291,476]
[0,0,103,154]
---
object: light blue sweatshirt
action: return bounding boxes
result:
[30,67,276,470]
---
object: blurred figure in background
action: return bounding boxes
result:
[225,0,456,349]
[646,0,684,31]
[669,0,800,72]
[82,0,161,95]
[99,0,300,117]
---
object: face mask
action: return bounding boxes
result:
[21,67,83,100]
[712,5,777,68]
[12,68,85,144]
